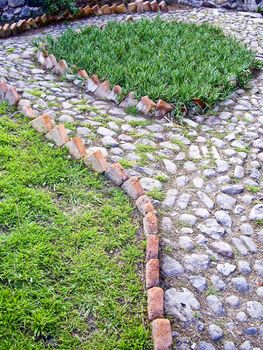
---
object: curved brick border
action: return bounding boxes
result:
[0,82,172,349]
[0,1,168,40]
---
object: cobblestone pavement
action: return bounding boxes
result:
[0,8,262,350]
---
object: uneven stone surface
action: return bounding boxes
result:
[0,7,262,349]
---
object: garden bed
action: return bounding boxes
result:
[0,102,151,350]
[45,17,260,118]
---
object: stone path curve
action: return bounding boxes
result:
[0,8,262,350]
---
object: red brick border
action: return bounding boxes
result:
[34,1,174,119]
[0,82,172,349]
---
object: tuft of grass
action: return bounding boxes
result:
[0,103,151,350]
[125,106,139,116]
[26,89,44,98]
[246,185,260,194]
[45,18,260,116]
[147,189,165,201]
[119,159,135,169]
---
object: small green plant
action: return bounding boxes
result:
[246,185,260,194]
[43,0,78,15]
[155,174,168,182]
[119,159,135,169]
[125,106,139,115]
[26,89,43,98]
[147,189,165,201]
[6,47,16,54]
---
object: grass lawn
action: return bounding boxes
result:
[45,18,260,114]
[0,102,151,350]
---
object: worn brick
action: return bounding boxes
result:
[150,0,159,11]
[152,318,172,350]
[43,56,55,70]
[101,4,111,14]
[136,195,154,216]
[82,5,94,16]
[27,18,37,29]
[45,125,69,147]
[108,85,122,102]
[159,0,168,12]
[17,19,30,32]
[87,75,100,93]
[116,4,127,13]
[21,106,36,119]
[92,5,103,15]
[105,163,129,186]
[53,60,68,75]
[3,23,11,37]
[5,86,21,106]
[136,0,144,12]
[143,1,152,11]
[155,99,173,118]
[121,177,144,200]
[128,2,137,12]
[0,81,8,100]
[147,287,164,320]
[95,80,110,99]
[137,96,156,115]
[84,150,109,173]
[78,69,89,79]
[32,114,54,134]
[146,235,159,261]
[146,259,160,289]
[110,4,118,13]
[10,23,18,35]
[143,212,158,235]
[65,136,87,159]
[119,91,138,108]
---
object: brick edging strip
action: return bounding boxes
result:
[0,1,168,40]
[35,1,174,119]
[0,83,172,349]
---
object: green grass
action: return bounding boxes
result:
[44,18,260,115]
[0,103,151,350]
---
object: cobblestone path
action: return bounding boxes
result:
[0,8,262,350]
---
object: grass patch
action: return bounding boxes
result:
[0,104,151,350]
[44,18,260,115]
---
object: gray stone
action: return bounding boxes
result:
[184,254,210,272]
[254,260,263,276]
[216,193,236,210]
[208,324,224,341]
[197,191,214,209]
[234,165,244,178]
[249,204,263,220]
[195,208,210,219]
[246,301,263,320]
[176,194,191,209]
[178,236,195,251]
[165,287,200,322]
[216,160,229,173]
[226,295,240,308]
[101,136,119,147]
[210,241,233,257]
[211,275,226,290]
[256,287,263,297]
[239,223,254,236]
[198,219,225,239]
[206,295,225,316]
[238,261,251,275]
[189,275,207,292]
[179,214,197,226]
[215,210,232,227]
[239,341,252,350]
[221,184,244,195]
[97,127,116,137]
[217,262,236,276]
[231,277,249,293]
[161,217,173,233]
[162,256,184,277]
[140,177,162,191]
[236,311,248,322]
[224,341,236,350]
[198,342,215,350]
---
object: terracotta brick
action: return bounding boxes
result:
[0,81,8,100]
[110,4,118,13]
[10,22,18,35]
[119,92,138,108]
[152,318,172,350]
[32,114,54,134]
[40,14,48,25]
[0,26,5,39]
[95,80,110,99]
[27,18,37,29]
[86,75,100,93]
[147,287,164,320]
[84,149,109,173]
[18,99,31,108]
[92,5,103,15]
[17,19,30,32]
[105,163,129,186]
[155,99,173,118]
[65,136,87,159]
[5,86,21,106]
[146,234,159,261]
[3,23,11,37]
[121,177,144,200]
[116,4,127,13]
[128,2,137,12]
[45,124,69,147]
[150,0,159,11]
[136,195,154,216]
[146,259,159,289]
[82,5,94,16]
[78,69,89,79]
[137,96,156,115]
[53,60,68,75]
[101,4,111,15]
[143,212,158,235]
[21,106,36,119]
[135,0,144,12]
[43,56,56,70]
[143,1,152,11]
[107,85,122,103]
[159,0,168,12]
